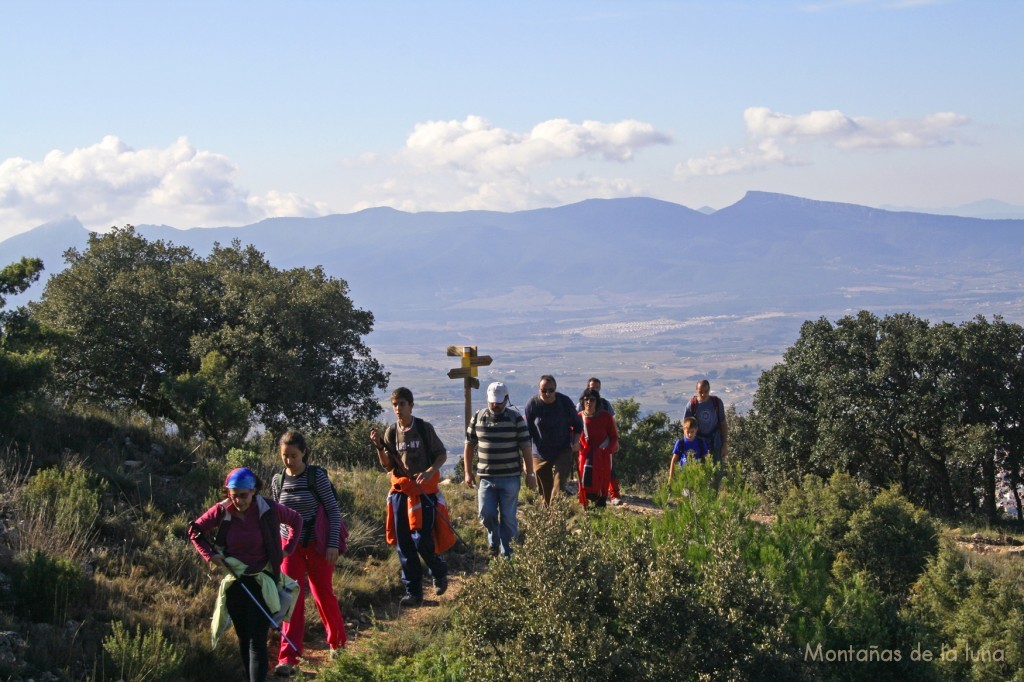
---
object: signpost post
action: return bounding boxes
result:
[447,346,492,431]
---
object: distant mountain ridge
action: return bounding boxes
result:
[881,198,1024,220]
[2,192,1022,326]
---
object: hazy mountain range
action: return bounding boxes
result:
[5,191,1022,438]
[5,191,1022,325]
[880,198,1024,221]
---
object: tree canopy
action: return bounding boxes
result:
[32,227,388,448]
[612,398,679,484]
[0,257,49,416]
[737,311,1024,519]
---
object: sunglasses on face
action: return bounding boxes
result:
[540,388,555,394]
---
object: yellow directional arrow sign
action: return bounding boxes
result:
[448,346,488,430]
[459,348,488,377]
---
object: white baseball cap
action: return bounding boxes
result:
[487,382,509,403]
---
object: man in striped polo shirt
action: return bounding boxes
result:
[463,382,535,559]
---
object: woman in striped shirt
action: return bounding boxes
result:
[270,430,347,677]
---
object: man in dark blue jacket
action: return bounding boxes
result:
[525,374,583,506]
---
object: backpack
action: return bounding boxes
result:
[274,465,349,555]
[688,395,726,435]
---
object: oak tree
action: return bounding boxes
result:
[740,311,1024,518]
[33,227,388,449]
[0,257,49,417]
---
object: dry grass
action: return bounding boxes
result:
[335,555,401,611]
[12,457,104,563]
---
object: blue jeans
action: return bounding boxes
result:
[477,475,521,557]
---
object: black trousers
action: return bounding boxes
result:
[225,575,271,682]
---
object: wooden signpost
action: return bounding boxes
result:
[447,346,492,430]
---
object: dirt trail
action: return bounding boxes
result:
[270,573,470,678]
[952,531,1024,555]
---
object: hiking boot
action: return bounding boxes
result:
[274,663,295,677]
[399,594,423,607]
[434,573,448,596]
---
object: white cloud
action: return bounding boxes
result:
[682,107,969,178]
[351,115,670,212]
[679,139,792,177]
[0,136,327,238]
[744,107,968,150]
[403,115,671,174]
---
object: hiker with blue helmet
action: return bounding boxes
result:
[189,467,303,682]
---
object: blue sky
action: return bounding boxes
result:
[1,0,1021,238]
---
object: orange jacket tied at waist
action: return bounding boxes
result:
[385,471,456,553]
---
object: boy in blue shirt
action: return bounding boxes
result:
[668,417,710,483]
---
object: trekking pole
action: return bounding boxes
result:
[217,557,299,654]
[376,433,469,550]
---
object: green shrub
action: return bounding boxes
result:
[308,418,386,468]
[315,651,375,681]
[807,570,926,681]
[654,463,797,679]
[225,447,262,470]
[906,540,972,634]
[458,500,640,681]
[908,544,1024,681]
[225,446,276,486]
[458,490,797,682]
[10,549,83,624]
[16,458,106,560]
[759,513,831,647]
[102,620,184,682]
[776,472,872,560]
[653,460,760,569]
[612,398,678,484]
[760,498,925,680]
[836,487,938,599]
[943,568,1024,681]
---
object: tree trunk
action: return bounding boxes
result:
[1011,472,1024,522]
[981,451,997,522]
[908,432,955,516]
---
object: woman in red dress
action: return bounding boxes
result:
[577,387,619,508]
